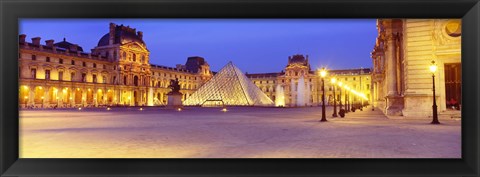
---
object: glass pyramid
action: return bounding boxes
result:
[183,62,274,107]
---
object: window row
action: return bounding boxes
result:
[27,54,115,70]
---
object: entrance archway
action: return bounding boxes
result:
[133,91,139,106]
[34,86,45,104]
[444,63,461,110]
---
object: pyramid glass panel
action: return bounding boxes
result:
[183,62,274,106]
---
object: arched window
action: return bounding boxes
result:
[122,52,127,60]
[132,54,136,62]
[141,55,145,63]
[134,76,139,86]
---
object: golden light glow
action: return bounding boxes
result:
[107,107,111,111]
[319,68,327,78]
[39,86,43,89]
[24,96,28,99]
[139,108,143,111]
[78,107,82,110]
[331,78,337,84]
[221,108,228,112]
[23,85,29,89]
[429,60,437,73]
[69,97,72,100]
[41,96,44,99]
[338,82,343,87]
[177,108,182,111]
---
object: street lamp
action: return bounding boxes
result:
[331,78,338,117]
[320,68,327,122]
[338,82,345,117]
[430,60,440,124]
[345,86,350,113]
[343,85,350,113]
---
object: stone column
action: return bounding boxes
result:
[384,34,403,115]
[386,35,398,96]
[58,88,64,108]
[28,86,35,107]
[71,88,75,107]
[93,92,98,107]
[43,86,49,108]
[82,90,87,107]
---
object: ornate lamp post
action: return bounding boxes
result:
[320,68,327,122]
[430,60,440,124]
[331,78,338,117]
[344,86,349,113]
[338,82,345,118]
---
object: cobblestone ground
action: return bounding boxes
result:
[19,106,461,158]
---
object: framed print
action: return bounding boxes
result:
[1,0,479,176]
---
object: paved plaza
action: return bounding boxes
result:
[20,106,461,158]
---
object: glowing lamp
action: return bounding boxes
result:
[319,67,327,78]
[429,60,437,74]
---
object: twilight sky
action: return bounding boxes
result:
[19,19,377,73]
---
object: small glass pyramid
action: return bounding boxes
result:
[183,62,274,107]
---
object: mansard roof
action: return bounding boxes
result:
[54,38,84,52]
[97,24,146,47]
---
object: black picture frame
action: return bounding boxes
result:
[1,0,479,176]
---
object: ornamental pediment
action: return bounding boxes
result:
[122,42,149,52]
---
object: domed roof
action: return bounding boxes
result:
[97,24,146,47]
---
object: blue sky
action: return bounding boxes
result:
[19,19,377,73]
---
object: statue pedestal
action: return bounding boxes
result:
[167,92,183,109]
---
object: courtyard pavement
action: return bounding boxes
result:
[19,106,461,158]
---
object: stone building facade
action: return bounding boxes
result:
[19,23,212,108]
[247,54,372,107]
[371,19,462,117]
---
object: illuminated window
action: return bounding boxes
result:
[45,70,50,80]
[59,71,63,81]
[31,69,36,79]
[82,73,86,82]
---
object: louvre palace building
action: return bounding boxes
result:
[19,23,371,108]
[371,19,461,117]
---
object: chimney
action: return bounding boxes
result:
[45,39,54,48]
[19,34,26,43]
[109,23,116,45]
[31,37,41,46]
[69,44,78,52]
[137,31,143,40]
